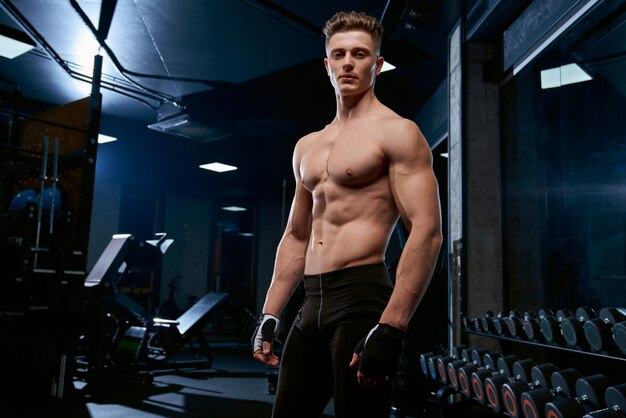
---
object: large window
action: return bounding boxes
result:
[501,4,626,310]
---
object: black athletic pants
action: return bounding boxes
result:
[272,263,394,418]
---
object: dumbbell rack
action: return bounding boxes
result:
[419,345,626,418]
[463,328,626,363]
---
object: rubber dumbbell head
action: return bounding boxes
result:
[446,358,465,390]
[584,308,625,353]
[485,373,510,412]
[519,366,577,418]
[436,355,456,383]
[436,344,466,384]
[545,374,612,418]
[457,349,493,397]
[427,354,443,381]
[523,313,543,341]
[419,352,437,379]
[501,359,538,418]
[540,314,563,344]
[576,374,612,410]
[468,351,504,403]
[551,368,584,398]
[605,383,626,416]
[560,305,598,348]
[497,354,520,377]
[614,321,626,356]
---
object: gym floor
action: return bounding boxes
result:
[4,342,336,418]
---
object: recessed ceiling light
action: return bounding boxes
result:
[381,61,396,73]
[98,134,117,144]
[222,206,247,212]
[239,232,254,237]
[540,63,592,89]
[199,162,238,172]
[0,24,35,59]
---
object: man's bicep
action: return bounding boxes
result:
[388,132,441,231]
[395,167,441,232]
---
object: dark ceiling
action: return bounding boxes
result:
[0,0,468,196]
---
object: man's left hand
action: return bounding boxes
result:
[349,323,404,386]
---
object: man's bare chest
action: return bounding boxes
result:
[300,133,387,191]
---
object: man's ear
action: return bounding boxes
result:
[324,57,330,76]
[375,56,384,76]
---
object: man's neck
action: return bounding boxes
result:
[334,90,378,123]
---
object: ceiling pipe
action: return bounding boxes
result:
[96,0,118,42]
[68,0,179,104]
[69,0,233,95]
[0,0,161,109]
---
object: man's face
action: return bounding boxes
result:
[324,30,383,96]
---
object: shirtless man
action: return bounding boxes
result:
[252,11,442,418]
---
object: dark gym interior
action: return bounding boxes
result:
[1,1,625,417]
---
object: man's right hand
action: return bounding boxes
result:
[252,313,280,366]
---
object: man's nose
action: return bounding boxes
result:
[342,54,354,69]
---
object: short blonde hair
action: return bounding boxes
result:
[323,11,383,52]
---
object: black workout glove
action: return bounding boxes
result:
[354,323,404,379]
[252,313,280,354]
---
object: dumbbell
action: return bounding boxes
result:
[472,311,495,333]
[484,358,537,413]
[434,345,466,384]
[493,312,513,336]
[507,310,527,338]
[560,306,598,348]
[509,310,545,339]
[462,316,472,330]
[502,362,559,418]
[419,345,465,382]
[456,350,503,397]
[539,309,573,345]
[518,368,583,418]
[446,348,480,390]
[582,383,626,417]
[470,353,518,404]
[456,348,500,398]
[523,309,554,342]
[478,310,514,337]
[544,374,612,417]
[584,308,626,352]
[446,347,490,391]
[419,351,439,380]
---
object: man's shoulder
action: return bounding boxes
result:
[366,105,418,130]
[372,113,421,139]
[372,113,429,159]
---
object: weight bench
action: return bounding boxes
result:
[83,233,229,371]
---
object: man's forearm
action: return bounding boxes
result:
[379,231,442,330]
[262,235,308,316]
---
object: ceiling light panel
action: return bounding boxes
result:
[199,162,237,172]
